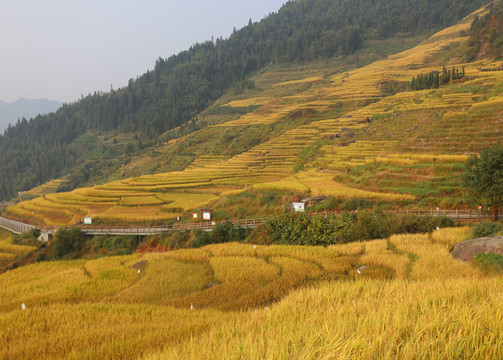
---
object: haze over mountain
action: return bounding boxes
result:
[0,0,287,104]
[0,98,62,133]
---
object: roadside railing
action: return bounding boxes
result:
[0,216,36,234]
[0,209,495,237]
[310,208,494,220]
[393,208,493,220]
[0,202,15,207]
[75,217,269,235]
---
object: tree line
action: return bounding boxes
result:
[0,0,488,200]
[410,66,465,90]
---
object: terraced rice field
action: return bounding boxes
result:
[1,227,502,359]
[255,169,415,201]
[6,10,503,225]
[22,179,67,197]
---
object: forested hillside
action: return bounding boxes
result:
[469,1,503,60]
[0,0,489,200]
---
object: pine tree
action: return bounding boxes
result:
[434,72,440,88]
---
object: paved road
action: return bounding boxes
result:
[0,216,36,234]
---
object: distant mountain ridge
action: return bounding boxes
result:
[0,98,62,133]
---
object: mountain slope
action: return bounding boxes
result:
[0,0,489,200]
[6,4,503,226]
[469,1,503,60]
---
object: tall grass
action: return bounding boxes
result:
[156,277,502,360]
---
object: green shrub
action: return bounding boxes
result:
[188,232,211,248]
[51,227,87,259]
[436,216,455,228]
[189,222,251,248]
[472,222,503,238]
[308,196,340,212]
[211,222,235,243]
[261,211,436,246]
[264,212,339,246]
[473,252,503,273]
[396,214,436,234]
[102,235,138,255]
[162,231,188,250]
[12,228,42,246]
[341,198,374,211]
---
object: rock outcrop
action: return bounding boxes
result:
[451,236,503,262]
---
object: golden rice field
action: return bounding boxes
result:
[5,188,222,226]
[0,229,36,270]
[22,179,67,197]
[224,97,269,107]
[254,169,415,201]
[0,227,502,359]
[273,76,324,87]
[6,8,503,226]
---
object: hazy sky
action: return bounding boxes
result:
[0,0,286,104]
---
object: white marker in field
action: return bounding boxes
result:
[357,265,369,274]
[137,269,141,274]
[190,304,194,310]
[21,303,26,310]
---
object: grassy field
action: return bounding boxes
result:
[0,227,502,359]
